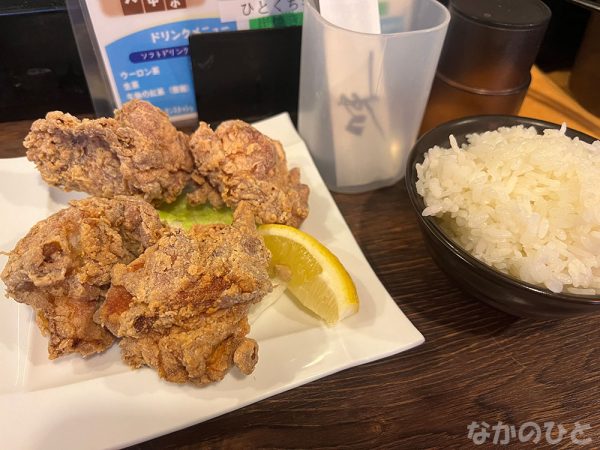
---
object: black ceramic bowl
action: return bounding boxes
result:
[406,115,600,319]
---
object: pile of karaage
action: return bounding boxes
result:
[1,100,310,386]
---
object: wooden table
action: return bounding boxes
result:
[1,68,599,449]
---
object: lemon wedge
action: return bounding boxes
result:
[258,224,359,324]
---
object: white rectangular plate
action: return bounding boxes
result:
[0,113,423,449]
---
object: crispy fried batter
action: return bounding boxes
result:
[186,172,225,208]
[0,196,164,359]
[24,100,193,204]
[96,203,272,385]
[189,120,309,227]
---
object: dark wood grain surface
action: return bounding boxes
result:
[2,115,599,449]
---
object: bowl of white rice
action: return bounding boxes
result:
[406,115,600,318]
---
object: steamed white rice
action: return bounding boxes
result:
[416,124,600,295]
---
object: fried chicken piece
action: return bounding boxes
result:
[1,196,164,359]
[24,99,193,204]
[189,120,310,227]
[96,203,272,385]
[186,172,225,208]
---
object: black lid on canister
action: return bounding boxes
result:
[437,0,551,93]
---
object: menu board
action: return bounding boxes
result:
[70,0,303,123]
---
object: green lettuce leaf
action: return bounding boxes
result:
[157,195,233,230]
